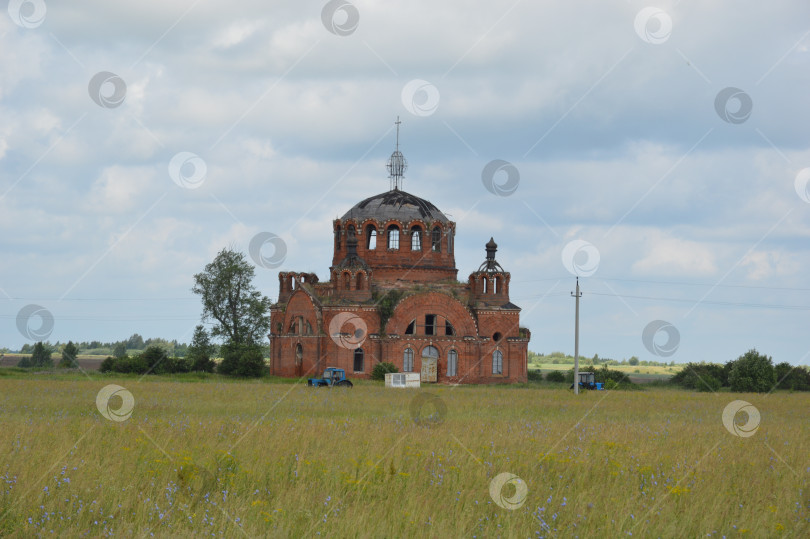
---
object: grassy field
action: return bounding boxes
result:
[0,374,807,537]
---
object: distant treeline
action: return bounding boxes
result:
[4,334,198,358]
[529,351,673,367]
[669,349,810,392]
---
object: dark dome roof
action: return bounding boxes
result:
[340,189,450,224]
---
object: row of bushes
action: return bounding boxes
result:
[529,366,636,388]
[670,349,806,393]
[99,343,266,377]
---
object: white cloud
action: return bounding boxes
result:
[88,165,157,212]
[632,231,718,277]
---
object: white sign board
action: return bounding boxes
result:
[385,372,421,388]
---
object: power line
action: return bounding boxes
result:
[2,297,198,302]
[512,292,810,311]
[514,276,810,293]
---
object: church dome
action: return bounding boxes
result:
[340,189,450,224]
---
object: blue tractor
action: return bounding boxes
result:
[307,367,353,388]
[571,371,604,391]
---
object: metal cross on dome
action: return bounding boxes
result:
[387,116,408,190]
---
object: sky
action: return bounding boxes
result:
[1,0,809,365]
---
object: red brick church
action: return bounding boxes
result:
[269,123,530,383]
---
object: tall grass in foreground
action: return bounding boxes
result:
[0,378,807,537]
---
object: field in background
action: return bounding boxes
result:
[530,363,676,384]
[1,376,807,536]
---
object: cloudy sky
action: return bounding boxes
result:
[1,0,809,365]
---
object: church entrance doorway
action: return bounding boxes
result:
[421,345,438,382]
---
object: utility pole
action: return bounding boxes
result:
[572,277,581,395]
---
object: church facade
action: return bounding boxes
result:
[268,128,530,384]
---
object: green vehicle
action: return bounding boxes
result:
[307,367,353,388]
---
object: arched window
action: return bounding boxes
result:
[305,321,313,335]
[431,227,441,252]
[447,350,457,376]
[387,225,400,249]
[422,345,439,359]
[343,272,351,290]
[445,320,455,336]
[348,224,356,237]
[366,225,377,250]
[494,276,500,294]
[295,344,303,362]
[411,226,422,251]
[354,348,364,372]
[335,225,341,249]
[356,272,364,290]
[405,320,415,335]
[483,277,488,294]
[492,350,503,375]
[403,348,414,372]
[448,230,454,253]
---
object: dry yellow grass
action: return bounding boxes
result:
[0,377,807,537]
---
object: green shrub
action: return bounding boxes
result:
[371,362,398,381]
[218,342,266,377]
[672,362,729,388]
[729,349,775,393]
[58,342,79,368]
[773,362,810,391]
[16,356,32,368]
[140,346,169,374]
[30,342,53,368]
[112,356,147,374]
[545,370,565,383]
[99,356,115,373]
[235,345,266,377]
[695,374,721,392]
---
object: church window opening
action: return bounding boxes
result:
[343,272,351,290]
[492,350,503,375]
[422,345,439,359]
[403,348,414,372]
[445,320,455,336]
[305,321,313,335]
[335,225,341,250]
[431,227,441,252]
[366,225,377,249]
[425,314,436,336]
[411,226,422,250]
[354,348,364,372]
[405,320,415,335]
[447,349,458,376]
[387,225,400,249]
[448,230,454,253]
